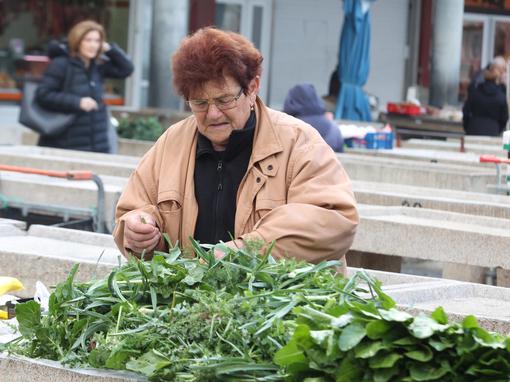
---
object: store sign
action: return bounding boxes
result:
[465,0,510,14]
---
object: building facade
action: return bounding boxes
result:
[1,0,509,114]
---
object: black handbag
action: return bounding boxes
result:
[18,63,76,136]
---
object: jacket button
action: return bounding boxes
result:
[267,164,273,171]
[256,177,261,183]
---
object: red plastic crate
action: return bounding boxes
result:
[387,102,421,116]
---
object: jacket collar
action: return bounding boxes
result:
[250,97,284,165]
[196,110,256,161]
[192,97,283,167]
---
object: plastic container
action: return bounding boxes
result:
[345,131,393,150]
[365,131,394,149]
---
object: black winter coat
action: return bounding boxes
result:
[462,81,508,136]
[36,43,134,152]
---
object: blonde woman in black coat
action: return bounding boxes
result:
[36,20,134,152]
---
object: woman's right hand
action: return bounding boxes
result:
[80,97,98,111]
[123,212,162,256]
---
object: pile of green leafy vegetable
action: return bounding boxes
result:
[6,240,383,381]
[275,303,510,381]
[6,239,510,381]
[116,116,166,141]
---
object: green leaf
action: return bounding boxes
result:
[472,327,506,349]
[338,322,366,351]
[404,346,433,362]
[430,307,448,325]
[335,353,364,382]
[409,361,451,381]
[462,315,479,329]
[428,337,454,351]
[274,340,306,367]
[366,320,392,339]
[368,352,402,369]
[378,308,413,323]
[354,340,385,359]
[409,315,448,339]
[393,336,418,346]
[373,366,399,382]
[15,300,41,337]
[88,347,110,368]
[310,330,334,347]
[105,349,136,369]
[274,323,314,368]
[456,333,478,354]
[181,264,206,286]
[125,350,170,376]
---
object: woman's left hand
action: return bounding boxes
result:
[214,239,244,260]
[102,41,111,52]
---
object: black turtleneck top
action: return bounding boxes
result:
[193,111,256,244]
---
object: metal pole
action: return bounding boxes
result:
[91,174,106,234]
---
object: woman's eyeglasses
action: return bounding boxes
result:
[186,88,244,112]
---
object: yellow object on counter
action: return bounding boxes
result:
[0,310,8,319]
[0,277,24,296]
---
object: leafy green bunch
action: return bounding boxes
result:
[8,239,510,381]
[8,240,380,381]
[116,116,166,141]
[275,296,510,382]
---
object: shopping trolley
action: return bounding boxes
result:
[0,164,107,233]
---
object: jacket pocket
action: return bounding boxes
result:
[254,198,285,221]
[157,194,182,245]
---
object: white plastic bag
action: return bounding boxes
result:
[34,281,50,312]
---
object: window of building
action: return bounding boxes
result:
[0,0,130,105]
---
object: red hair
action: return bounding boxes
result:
[172,27,263,99]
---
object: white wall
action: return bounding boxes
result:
[267,0,409,112]
[268,0,342,109]
[365,0,409,110]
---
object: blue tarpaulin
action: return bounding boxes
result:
[335,0,373,121]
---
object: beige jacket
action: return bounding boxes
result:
[113,98,359,271]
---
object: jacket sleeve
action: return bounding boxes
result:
[462,97,472,131]
[499,98,509,134]
[112,140,166,256]
[242,135,359,264]
[328,120,344,152]
[100,43,134,79]
[35,58,82,112]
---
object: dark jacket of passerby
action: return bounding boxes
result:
[35,41,133,152]
[283,83,344,152]
[463,76,508,137]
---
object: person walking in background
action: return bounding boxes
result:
[463,63,509,137]
[468,56,507,96]
[35,20,133,153]
[283,83,344,152]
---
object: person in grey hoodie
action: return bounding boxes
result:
[283,83,344,152]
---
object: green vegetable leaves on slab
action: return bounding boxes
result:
[7,238,510,381]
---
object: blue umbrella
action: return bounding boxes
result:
[335,0,373,121]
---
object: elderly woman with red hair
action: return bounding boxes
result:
[113,27,358,271]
